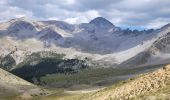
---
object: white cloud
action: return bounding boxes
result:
[0,0,170,29]
[65,17,87,24]
[0,0,7,5]
[84,10,100,19]
[146,18,170,29]
[0,3,34,21]
[47,17,59,21]
[65,0,76,5]
[64,10,100,24]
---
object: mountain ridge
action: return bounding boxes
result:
[0,17,170,69]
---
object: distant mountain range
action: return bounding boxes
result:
[0,17,170,70]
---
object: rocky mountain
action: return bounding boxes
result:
[89,17,116,30]
[120,25,170,67]
[41,20,75,32]
[0,17,169,70]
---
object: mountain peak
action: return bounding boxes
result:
[89,17,115,29]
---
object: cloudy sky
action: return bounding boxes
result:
[0,0,170,29]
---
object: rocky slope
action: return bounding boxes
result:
[120,25,170,67]
[79,64,170,100]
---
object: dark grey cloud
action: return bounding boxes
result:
[0,0,170,29]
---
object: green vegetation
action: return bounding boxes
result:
[1,51,167,100]
[0,59,167,100]
[35,64,165,100]
[39,64,162,88]
[0,95,19,100]
[11,51,88,83]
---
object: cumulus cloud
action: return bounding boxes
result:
[0,0,34,21]
[0,0,170,29]
[64,10,100,24]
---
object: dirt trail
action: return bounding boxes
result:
[64,87,105,94]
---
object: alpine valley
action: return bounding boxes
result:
[0,17,170,100]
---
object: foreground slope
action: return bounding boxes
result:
[79,64,170,100]
[0,68,49,99]
[0,67,31,85]
[0,67,32,98]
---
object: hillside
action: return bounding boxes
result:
[119,26,170,68]
[78,64,170,100]
[0,68,50,100]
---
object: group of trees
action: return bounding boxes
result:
[11,51,88,83]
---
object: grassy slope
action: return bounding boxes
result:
[40,64,162,88]
[0,68,51,100]
[1,62,167,100]
[0,68,31,99]
[79,64,170,100]
[35,64,166,100]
